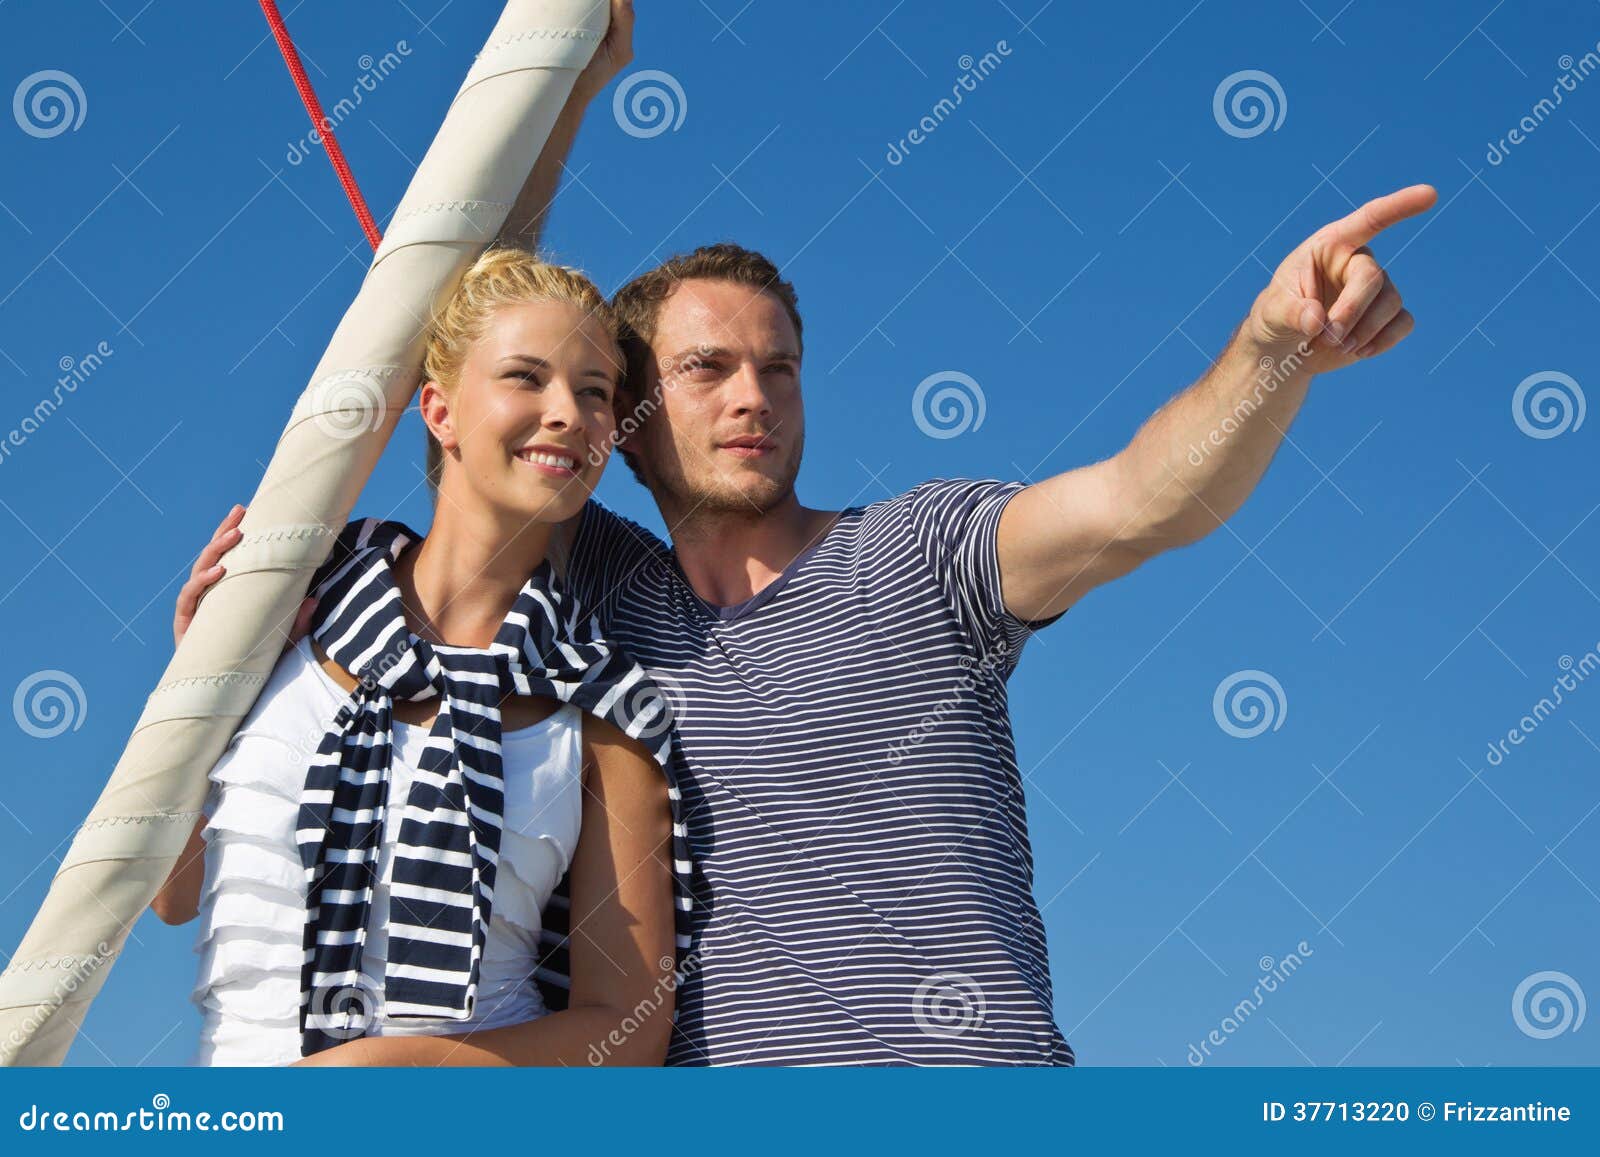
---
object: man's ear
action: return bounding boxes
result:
[610,384,642,450]
[418,380,457,451]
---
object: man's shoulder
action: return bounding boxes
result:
[562,499,673,610]
[573,498,671,560]
[863,477,1027,527]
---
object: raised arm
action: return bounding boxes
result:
[998,184,1437,622]
[497,0,635,247]
[173,3,638,648]
[293,714,678,1067]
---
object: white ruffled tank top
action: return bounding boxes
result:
[189,637,583,1066]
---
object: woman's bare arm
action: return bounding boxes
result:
[149,815,207,925]
[293,713,677,1067]
[497,0,635,246]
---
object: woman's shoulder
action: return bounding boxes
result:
[233,636,348,747]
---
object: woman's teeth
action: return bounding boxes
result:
[518,450,577,470]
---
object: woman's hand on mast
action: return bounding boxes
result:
[570,0,636,106]
[173,503,316,649]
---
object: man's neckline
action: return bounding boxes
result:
[672,507,860,623]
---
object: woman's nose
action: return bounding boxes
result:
[541,382,583,431]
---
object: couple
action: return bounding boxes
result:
[153,1,1434,1065]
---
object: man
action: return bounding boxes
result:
[179,2,1431,1064]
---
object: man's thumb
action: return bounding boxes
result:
[1255,289,1324,344]
[1290,297,1325,338]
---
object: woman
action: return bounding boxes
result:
[149,248,689,1067]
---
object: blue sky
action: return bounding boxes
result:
[1,0,1597,1067]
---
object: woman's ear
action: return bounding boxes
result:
[418,380,457,451]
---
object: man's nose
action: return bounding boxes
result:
[726,364,772,417]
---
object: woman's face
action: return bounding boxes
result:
[425,299,621,524]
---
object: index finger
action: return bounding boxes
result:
[1327,184,1437,247]
[212,503,245,540]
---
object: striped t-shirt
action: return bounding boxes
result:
[564,477,1074,1065]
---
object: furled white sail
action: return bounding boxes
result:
[0,0,607,1066]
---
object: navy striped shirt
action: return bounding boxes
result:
[565,478,1074,1065]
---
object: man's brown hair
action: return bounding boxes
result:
[608,243,802,484]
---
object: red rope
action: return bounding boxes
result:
[257,0,382,251]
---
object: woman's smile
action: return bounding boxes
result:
[514,442,584,478]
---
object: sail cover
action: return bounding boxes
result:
[0,0,608,1065]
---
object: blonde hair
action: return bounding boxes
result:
[422,246,619,493]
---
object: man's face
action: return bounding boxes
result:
[625,279,804,517]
